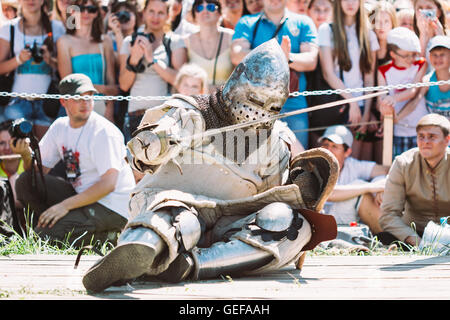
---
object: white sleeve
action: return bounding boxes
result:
[0,19,14,41]
[120,36,132,56]
[91,129,127,176]
[369,30,380,52]
[39,123,63,169]
[51,20,67,41]
[353,158,376,181]
[169,32,186,50]
[318,23,333,48]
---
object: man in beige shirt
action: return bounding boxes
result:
[379,113,450,247]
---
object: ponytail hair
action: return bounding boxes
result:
[332,0,374,74]
[41,5,54,53]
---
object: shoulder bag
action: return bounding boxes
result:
[0,25,15,107]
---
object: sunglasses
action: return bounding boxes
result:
[79,5,98,14]
[195,3,218,13]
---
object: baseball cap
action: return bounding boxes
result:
[59,73,98,96]
[387,27,421,53]
[427,35,450,52]
[318,125,354,148]
[416,113,450,135]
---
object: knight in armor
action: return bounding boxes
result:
[82,39,339,293]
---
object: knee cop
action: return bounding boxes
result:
[188,202,312,280]
[121,201,203,276]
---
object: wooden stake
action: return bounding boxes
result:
[0,154,22,161]
[383,114,393,166]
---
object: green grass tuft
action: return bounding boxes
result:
[0,209,114,256]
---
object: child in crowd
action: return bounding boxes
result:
[174,63,208,96]
[413,0,448,58]
[399,35,450,119]
[378,27,429,158]
[424,36,450,117]
[307,0,333,30]
[396,8,415,31]
[368,1,398,164]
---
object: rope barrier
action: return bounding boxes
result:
[0,79,449,102]
[289,79,450,97]
[291,120,382,133]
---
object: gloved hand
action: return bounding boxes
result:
[127,131,163,165]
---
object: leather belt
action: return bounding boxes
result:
[24,97,39,101]
[128,109,146,117]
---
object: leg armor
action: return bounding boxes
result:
[184,202,312,281]
[82,202,202,292]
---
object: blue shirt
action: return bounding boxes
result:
[233,10,318,52]
[426,71,450,119]
[71,53,105,85]
[233,10,318,107]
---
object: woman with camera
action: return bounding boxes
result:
[0,0,66,139]
[107,0,139,62]
[413,0,448,58]
[184,0,234,94]
[57,0,118,122]
[106,1,139,134]
[118,0,187,142]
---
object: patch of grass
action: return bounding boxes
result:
[1,211,448,258]
[0,210,115,256]
[309,237,448,257]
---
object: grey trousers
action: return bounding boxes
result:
[16,170,128,247]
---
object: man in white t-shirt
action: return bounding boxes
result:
[12,74,136,246]
[318,125,389,234]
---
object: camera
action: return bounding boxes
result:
[130,32,155,46]
[25,40,44,64]
[114,10,131,23]
[9,118,33,140]
[420,9,436,19]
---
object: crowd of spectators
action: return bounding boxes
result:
[0,0,449,250]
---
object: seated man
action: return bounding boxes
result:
[379,113,450,247]
[318,125,390,234]
[0,120,24,235]
[12,73,136,246]
[0,120,24,210]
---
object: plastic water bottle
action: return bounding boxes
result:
[419,217,450,254]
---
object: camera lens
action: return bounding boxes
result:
[116,11,131,23]
[9,118,33,139]
[18,120,33,136]
[33,54,44,64]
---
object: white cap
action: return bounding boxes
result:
[427,35,450,52]
[2,0,19,8]
[318,125,354,148]
[387,27,421,53]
